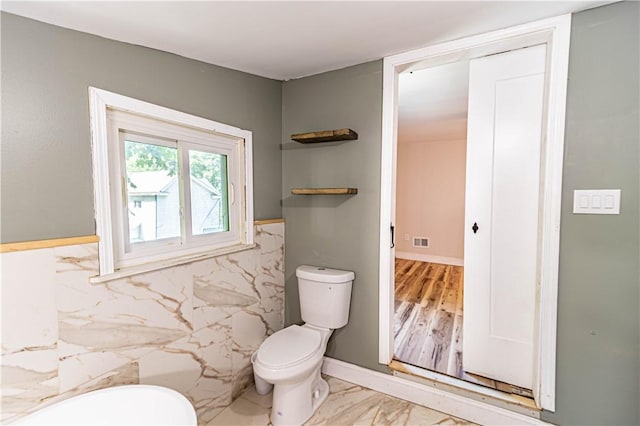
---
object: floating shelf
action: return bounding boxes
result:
[291,128,358,144]
[291,188,358,195]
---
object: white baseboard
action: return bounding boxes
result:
[321,357,549,426]
[395,251,464,266]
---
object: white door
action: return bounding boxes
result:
[463,44,546,390]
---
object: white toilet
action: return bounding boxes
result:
[251,265,354,426]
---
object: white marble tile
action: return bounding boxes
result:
[232,310,269,350]
[312,378,475,426]
[139,349,203,392]
[370,396,412,425]
[255,223,285,337]
[203,377,478,426]
[1,248,60,423]
[53,243,99,279]
[243,294,284,338]
[192,223,284,321]
[238,386,273,409]
[191,255,259,310]
[405,406,474,425]
[59,322,186,353]
[2,223,285,423]
[252,225,285,336]
[256,222,285,281]
[56,255,194,392]
[256,223,285,335]
[230,359,254,401]
[1,248,57,351]
[58,361,139,400]
[231,310,269,398]
[207,396,270,426]
[191,273,257,308]
[139,312,233,424]
[192,303,237,336]
[306,378,385,426]
[57,262,193,333]
[57,339,152,393]
[5,361,140,424]
[1,350,59,423]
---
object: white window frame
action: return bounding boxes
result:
[89,87,254,278]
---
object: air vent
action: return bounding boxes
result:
[413,237,429,248]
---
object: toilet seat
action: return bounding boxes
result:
[256,325,322,369]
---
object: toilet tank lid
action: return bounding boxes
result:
[296,265,355,283]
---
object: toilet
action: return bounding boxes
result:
[251,265,354,426]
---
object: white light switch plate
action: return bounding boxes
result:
[573,189,621,214]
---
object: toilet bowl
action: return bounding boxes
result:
[252,325,331,425]
[251,265,354,426]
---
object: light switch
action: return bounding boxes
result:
[604,195,615,209]
[579,195,589,208]
[573,189,621,214]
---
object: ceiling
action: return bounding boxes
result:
[1,1,609,81]
[398,61,470,145]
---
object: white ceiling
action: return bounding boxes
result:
[398,61,470,145]
[1,1,609,81]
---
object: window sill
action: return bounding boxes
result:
[89,242,256,283]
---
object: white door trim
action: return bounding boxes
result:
[378,14,571,412]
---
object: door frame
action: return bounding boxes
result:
[378,14,571,412]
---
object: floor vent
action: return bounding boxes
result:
[413,237,429,248]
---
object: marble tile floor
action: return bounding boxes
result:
[207,376,476,426]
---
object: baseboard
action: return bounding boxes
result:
[321,357,549,426]
[395,251,464,266]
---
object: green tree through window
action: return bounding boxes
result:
[125,141,225,194]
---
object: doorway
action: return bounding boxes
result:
[392,45,546,396]
[392,60,470,382]
[379,15,571,411]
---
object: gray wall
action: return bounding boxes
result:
[282,61,387,373]
[541,2,639,425]
[282,2,639,424]
[4,2,638,424]
[1,13,282,243]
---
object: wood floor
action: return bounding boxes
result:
[393,259,533,398]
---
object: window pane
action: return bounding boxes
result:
[124,139,180,243]
[188,149,229,235]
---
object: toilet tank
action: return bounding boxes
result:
[297,265,355,329]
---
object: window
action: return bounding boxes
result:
[89,88,253,276]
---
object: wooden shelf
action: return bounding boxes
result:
[291,188,358,195]
[290,129,358,197]
[291,128,358,143]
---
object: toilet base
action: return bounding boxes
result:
[251,352,274,395]
[270,364,328,426]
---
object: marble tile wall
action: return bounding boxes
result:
[1,222,284,424]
